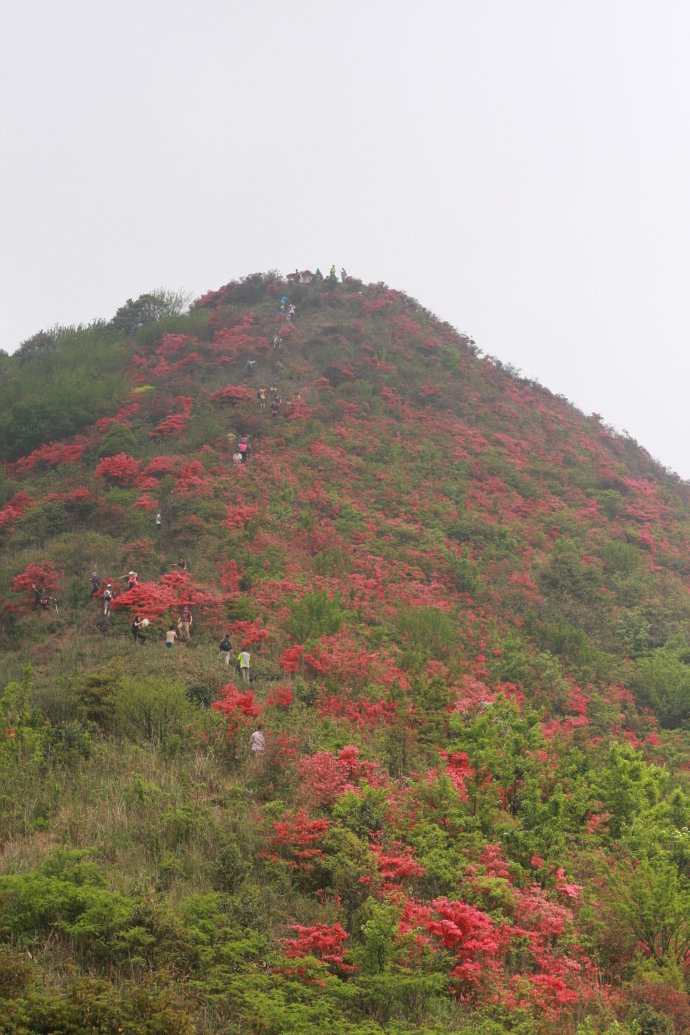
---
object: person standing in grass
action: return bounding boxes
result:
[132,615,147,644]
[238,649,251,682]
[165,626,177,648]
[219,633,233,665]
[178,606,192,641]
[249,723,265,757]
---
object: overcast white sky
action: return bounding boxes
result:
[2,1,689,477]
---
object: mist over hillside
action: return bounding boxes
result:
[0,272,688,1034]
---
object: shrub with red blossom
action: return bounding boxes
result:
[266,686,293,709]
[133,494,159,511]
[222,503,260,529]
[149,396,194,438]
[154,333,195,357]
[209,385,256,405]
[175,461,212,497]
[227,619,271,648]
[13,562,63,610]
[111,570,223,621]
[211,683,261,720]
[278,644,304,673]
[369,839,425,890]
[217,560,241,595]
[140,455,178,478]
[282,923,353,971]
[297,745,385,808]
[283,398,312,421]
[12,440,87,474]
[94,453,141,485]
[0,493,34,531]
[264,808,330,875]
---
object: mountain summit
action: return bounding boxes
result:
[0,272,688,1033]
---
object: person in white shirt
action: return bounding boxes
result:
[249,724,265,756]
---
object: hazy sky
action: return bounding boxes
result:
[3,2,690,478]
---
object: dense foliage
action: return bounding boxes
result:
[0,271,688,1033]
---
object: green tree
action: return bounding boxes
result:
[109,289,191,335]
[632,641,690,728]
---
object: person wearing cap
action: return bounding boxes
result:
[103,584,113,617]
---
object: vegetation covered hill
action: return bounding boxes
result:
[0,271,689,1034]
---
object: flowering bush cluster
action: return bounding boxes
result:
[2,271,690,1033]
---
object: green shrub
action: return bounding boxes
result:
[114,677,195,749]
[632,641,690,728]
[397,605,457,666]
[99,420,137,457]
[286,589,344,642]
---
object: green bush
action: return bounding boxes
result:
[99,420,137,457]
[632,641,690,728]
[114,677,195,749]
[286,589,345,642]
[397,605,457,666]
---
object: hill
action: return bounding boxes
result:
[0,271,689,1034]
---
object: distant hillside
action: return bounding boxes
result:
[0,271,688,1034]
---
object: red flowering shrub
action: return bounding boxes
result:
[317,693,399,730]
[111,570,223,621]
[133,494,158,511]
[283,398,312,421]
[282,923,353,970]
[0,493,34,530]
[135,476,160,492]
[227,619,271,648]
[94,453,141,485]
[297,745,384,808]
[175,461,212,497]
[279,644,304,673]
[441,751,473,802]
[150,414,188,437]
[211,683,261,720]
[209,385,256,405]
[13,562,63,610]
[141,456,178,478]
[12,440,87,474]
[154,333,195,357]
[222,503,260,529]
[149,396,193,438]
[217,560,241,595]
[264,808,330,875]
[95,402,140,432]
[266,686,293,709]
[369,839,425,890]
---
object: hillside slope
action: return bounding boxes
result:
[0,272,689,1034]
